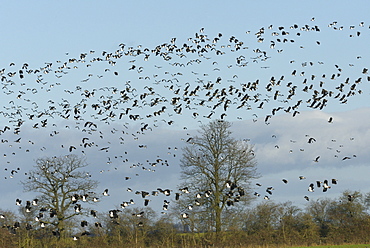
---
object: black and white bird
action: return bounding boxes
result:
[181,213,189,219]
[103,189,109,196]
[308,183,314,192]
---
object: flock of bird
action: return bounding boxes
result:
[254,176,339,201]
[4,180,246,237]
[0,18,369,238]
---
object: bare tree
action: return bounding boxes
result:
[20,154,98,237]
[178,120,259,233]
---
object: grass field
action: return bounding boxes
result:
[292,245,370,248]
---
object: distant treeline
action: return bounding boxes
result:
[1,190,370,248]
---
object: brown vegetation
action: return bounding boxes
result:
[1,190,370,247]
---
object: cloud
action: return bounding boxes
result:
[2,107,370,214]
[229,107,370,208]
[231,108,370,174]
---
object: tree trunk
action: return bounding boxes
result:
[215,207,222,233]
[215,206,222,245]
[58,217,66,238]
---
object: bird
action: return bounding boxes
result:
[175,193,181,200]
[308,183,314,192]
[74,204,82,213]
[181,213,189,219]
[323,179,330,188]
[90,210,97,218]
[2,22,370,233]
[69,146,76,152]
[103,189,109,196]
[109,210,121,219]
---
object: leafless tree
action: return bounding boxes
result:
[178,120,259,234]
[20,154,98,237]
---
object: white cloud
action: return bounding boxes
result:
[1,107,370,215]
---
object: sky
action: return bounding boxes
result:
[1,0,370,221]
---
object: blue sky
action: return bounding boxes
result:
[1,0,370,220]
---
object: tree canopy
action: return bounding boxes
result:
[20,154,98,236]
[178,120,259,233]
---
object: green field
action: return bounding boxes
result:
[292,245,370,248]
